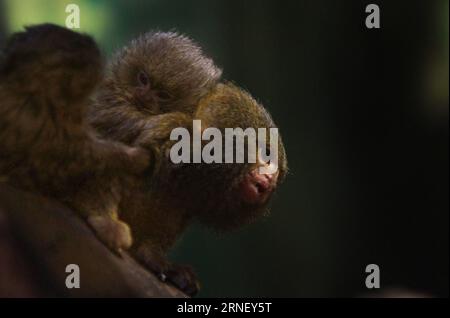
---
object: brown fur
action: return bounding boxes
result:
[90,31,222,144]
[0,25,288,296]
[89,32,287,295]
[0,24,150,251]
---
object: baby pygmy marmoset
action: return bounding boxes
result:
[0,24,151,251]
[89,32,288,295]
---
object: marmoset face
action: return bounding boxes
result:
[108,32,222,115]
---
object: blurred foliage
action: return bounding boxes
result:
[4,0,113,45]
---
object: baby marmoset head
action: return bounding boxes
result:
[105,31,222,115]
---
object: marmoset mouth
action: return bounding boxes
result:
[239,168,279,206]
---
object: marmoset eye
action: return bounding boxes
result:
[137,70,150,87]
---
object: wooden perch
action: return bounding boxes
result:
[0,183,186,298]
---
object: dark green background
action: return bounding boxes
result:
[0,0,448,297]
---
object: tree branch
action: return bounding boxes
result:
[0,183,186,298]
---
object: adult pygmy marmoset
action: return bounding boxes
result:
[90,31,288,295]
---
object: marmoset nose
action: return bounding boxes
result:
[240,168,279,205]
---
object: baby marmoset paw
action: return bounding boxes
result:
[87,215,133,252]
[122,146,153,174]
